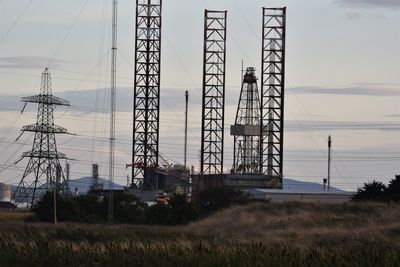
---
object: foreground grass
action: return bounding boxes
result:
[0,202,399,266]
[0,211,30,222]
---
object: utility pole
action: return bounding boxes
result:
[184,90,189,171]
[53,182,57,225]
[328,135,332,191]
[66,162,70,185]
[108,0,118,224]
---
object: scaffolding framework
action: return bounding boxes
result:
[231,67,261,174]
[132,0,162,187]
[12,68,71,206]
[261,7,286,183]
[200,10,227,176]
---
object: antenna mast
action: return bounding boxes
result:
[184,90,189,171]
[328,135,332,191]
[108,0,118,223]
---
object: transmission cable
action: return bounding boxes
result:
[0,0,35,43]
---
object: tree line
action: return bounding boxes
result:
[31,187,247,225]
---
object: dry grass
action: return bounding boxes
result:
[0,201,399,266]
[182,202,400,247]
[0,211,31,222]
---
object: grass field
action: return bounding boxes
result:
[0,202,399,266]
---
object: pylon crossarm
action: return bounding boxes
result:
[21,124,69,134]
[21,151,67,159]
[21,95,70,106]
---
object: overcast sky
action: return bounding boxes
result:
[0,0,400,191]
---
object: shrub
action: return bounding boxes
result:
[144,203,172,225]
[107,193,147,224]
[33,192,147,224]
[352,180,387,202]
[145,194,198,225]
[195,187,247,217]
[32,191,79,222]
[386,175,400,202]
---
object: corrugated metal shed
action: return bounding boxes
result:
[248,188,354,203]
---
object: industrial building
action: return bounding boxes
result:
[0,183,11,202]
[7,1,348,210]
[248,189,354,204]
[0,182,15,210]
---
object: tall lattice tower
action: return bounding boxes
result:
[200,10,227,176]
[231,67,261,174]
[12,68,71,206]
[132,0,162,188]
[261,7,286,185]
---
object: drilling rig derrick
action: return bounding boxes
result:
[231,67,261,175]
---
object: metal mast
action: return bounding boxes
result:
[261,7,286,186]
[184,90,189,171]
[108,0,118,223]
[132,0,162,187]
[12,68,71,206]
[328,135,332,191]
[231,67,261,174]
[200,10,227,176]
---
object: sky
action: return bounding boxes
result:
[0,0,400,192]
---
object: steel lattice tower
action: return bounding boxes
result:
[132,0,162,187]
[261,7,286,184]
[231,67,261,174]
[12,68,71,206]
[200,10,227,176]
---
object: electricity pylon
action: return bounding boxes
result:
[12,68,71,206]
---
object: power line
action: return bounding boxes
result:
[0,0,35,42]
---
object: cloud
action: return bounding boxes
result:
[344,12,362,20]
[0,57,68,70]
[289,86,400,97]
[336,0,400,9]
[384,114,400,118]
[286,120,400,132]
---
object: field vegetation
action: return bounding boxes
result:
[1,201,399,266]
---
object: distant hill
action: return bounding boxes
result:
[68,177,125,195]
[11,177,348,198]
[283,178,348,193]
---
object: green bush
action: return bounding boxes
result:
[108,193,147,224]
[32,187,249,225]
[352,180,387,202]
[145,194,198,225]
[195,187,247,217]
[352,176,400,202]
[386,175,400,202]
[32,192,80,222]
[32,192,147,224]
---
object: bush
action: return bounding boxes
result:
[144,203,172,225]
[145,194,198,225]
[108,193,147,224]
[32,187,249,225]
[352,176,400,202]
[195,187,247,217]
[386,175,400,202]
[352,180,387,202]
[32,192,147,224]
[32,192,79,222]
